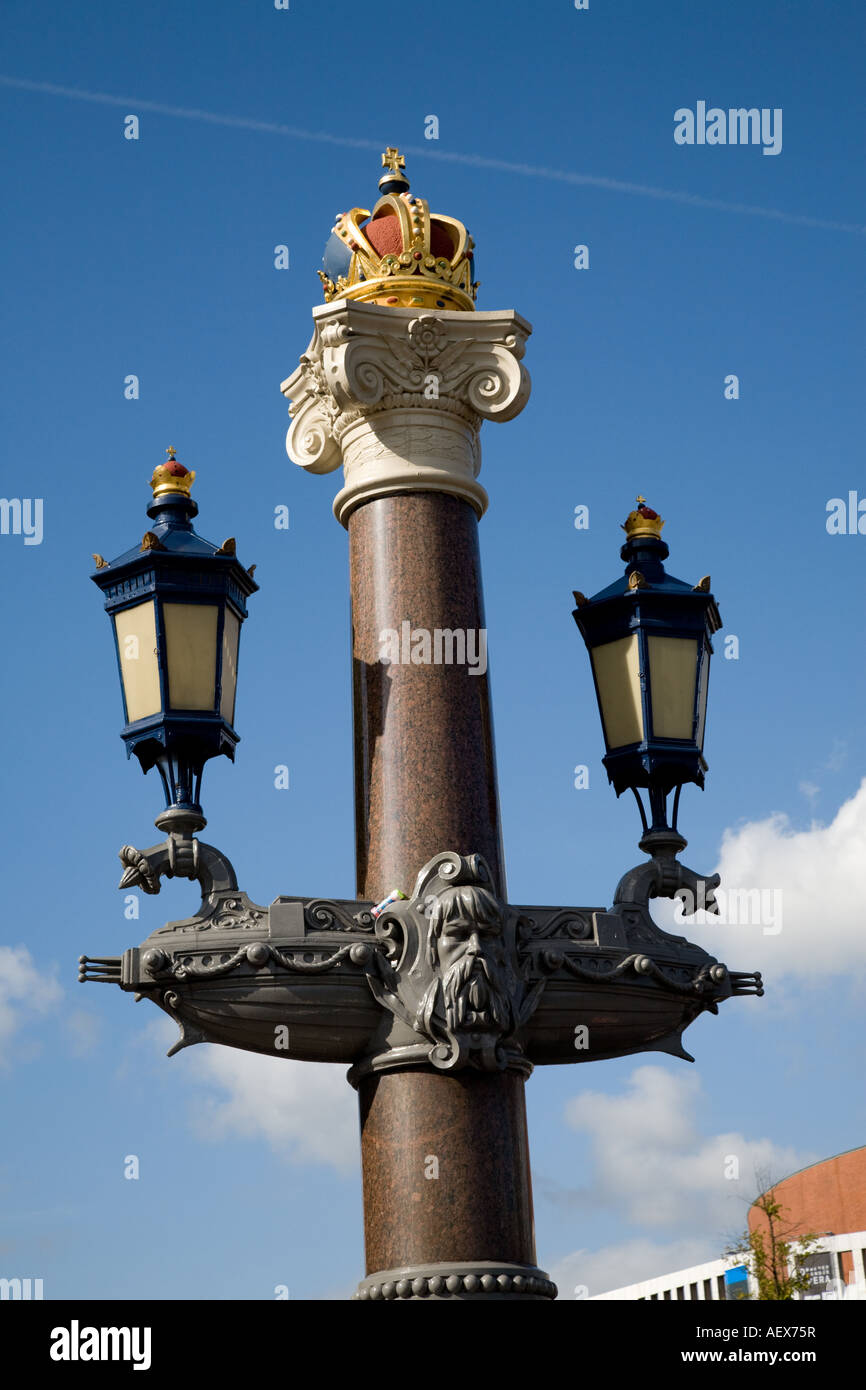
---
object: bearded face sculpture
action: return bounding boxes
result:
[426,883,515,1040]
[363,851,542,1073]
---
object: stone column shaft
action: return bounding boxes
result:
[282,300,551,1301]
[349,491,503,903]
[359,1070,536,1273]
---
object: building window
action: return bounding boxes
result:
[663,1289,671,1300]
[717,1275,726,1300]
[690,1282,698,1300]
[676,1286,685,1300]
[703,1278,712,1300]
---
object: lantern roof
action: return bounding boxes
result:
[91,449,258,596]
[574,498,721,632]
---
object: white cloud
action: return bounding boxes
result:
[563,1065,807,1230]
[190,1048,359,1173]
[824,740,848,773]
[0,946,63,1064]
[658,778,866,981]
[145,1018,358,1173]
[547,1064,812,1296]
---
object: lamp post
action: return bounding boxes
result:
[84,453,258,964]
[81,150,762,1300]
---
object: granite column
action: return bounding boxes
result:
[282,300,553,1299]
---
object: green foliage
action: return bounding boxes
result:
[724,1184,821,1301]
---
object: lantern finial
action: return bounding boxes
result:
[622,497,665,541]
[150,448,196,500]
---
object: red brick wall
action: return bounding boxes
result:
[749,1147,866,1240]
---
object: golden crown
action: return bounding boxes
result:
[318,147,478,311]
[622,496,665,540]
[150,446,195,500]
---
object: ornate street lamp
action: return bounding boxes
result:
[81,152,762,1300]
[573,498,725,909]
[573,498,720,840]
[91,448,257,837]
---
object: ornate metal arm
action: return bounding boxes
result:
[81,843,762,1069]
[117,831,238,904]
[613,828,720,916]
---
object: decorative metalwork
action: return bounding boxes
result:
[551,950,754,997]
[117,825,238,904]
[78,955,121,984]
[82,844,762,1071]
[613,826,721,915]
[355,1261,557,1301]
[141,940,368,982]
[205,897,267,933]
[518,908,594,941]
[304,899,376,934]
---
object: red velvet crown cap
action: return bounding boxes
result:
[364,213,456,261]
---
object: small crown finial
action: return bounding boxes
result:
[150,446,196,500]
[622,497,665,540]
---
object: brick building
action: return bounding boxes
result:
[593,1146,866,1300]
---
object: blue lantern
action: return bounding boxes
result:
[572,499,721,849]
[92,449,257,830]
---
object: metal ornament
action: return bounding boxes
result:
[359,852,546,1078]
[82,844,761,1071]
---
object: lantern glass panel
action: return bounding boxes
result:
[695,644,710,751]
[219,607,240,724]
[163,602,219,710]
[114,600,161,722]
[647,635,698,740]
[591,634,644,749]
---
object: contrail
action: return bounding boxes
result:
[2,74,862,235]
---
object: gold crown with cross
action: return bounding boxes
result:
[318,147,478,311]
[622,496,665,540]
[150,446,196,499]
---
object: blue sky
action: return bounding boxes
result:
[0,0,863,1300]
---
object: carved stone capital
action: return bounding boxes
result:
[280,301,531,526]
